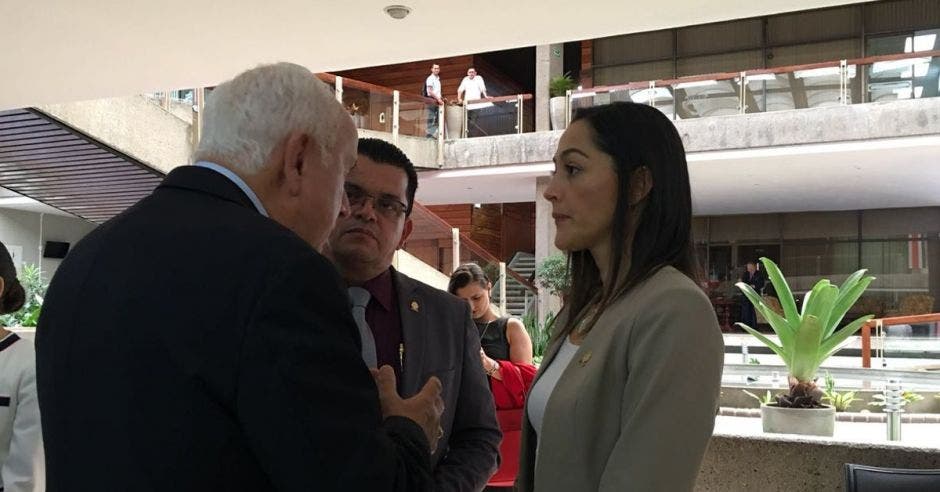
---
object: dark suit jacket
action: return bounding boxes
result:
[391,270,501,491]
[36,166,431,491]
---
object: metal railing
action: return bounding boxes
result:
[566,49,940,124]
[861,312,940,368]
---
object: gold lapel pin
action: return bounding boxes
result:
[410,300,420,312]
[578,351,592,367]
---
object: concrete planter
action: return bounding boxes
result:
[550,96,567,130]
[445,105,463,139]
[761,404,835,437]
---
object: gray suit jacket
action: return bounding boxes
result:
[516,266,724,492]
[393,270,501,491]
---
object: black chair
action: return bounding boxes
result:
[844,463,940,492]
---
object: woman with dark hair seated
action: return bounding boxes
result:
[448,263,535,488]
[517,102,724,492]
[0,241,44,492]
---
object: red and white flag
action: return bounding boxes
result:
[908,233,926,270]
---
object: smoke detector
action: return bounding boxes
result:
[384,5,411,19]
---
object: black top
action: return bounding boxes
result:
[476,317,510,361]
[36,166,431,491]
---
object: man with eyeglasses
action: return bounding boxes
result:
[327,138,501,492]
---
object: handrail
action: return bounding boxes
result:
[860,312,940,368]
[573,49,940,96]
[316,72,439,105]
[465,94,534,104]
[412,201,538,293]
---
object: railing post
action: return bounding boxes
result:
[392,90,400,145]
[451,228,460,274]
[437,104,445,167]
[516,94,524,134]
[840,59,848,105]
[335,76,344,104]
[648,81,655,106]
[861,321,872,368]
[161,91,170,111]
[193,87,205,147]
[462,103,468,139]
[564,89,572,126]
[499,261,507,315]
[739,71,747,114]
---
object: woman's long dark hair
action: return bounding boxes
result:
[558,102,699,339]
[0,241,26,315]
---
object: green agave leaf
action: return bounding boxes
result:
[760,257,800,325]
[737,323,790,366]
[790,315,824,383]
[825,275,875,338]
[804,283,838,342]
[801,279,830,318]
[819,315,874,361]
[736,281,794,351]
[836,269,868,301]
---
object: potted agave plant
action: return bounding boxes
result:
[736,257,875,436]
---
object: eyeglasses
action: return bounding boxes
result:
[345,183,408,219]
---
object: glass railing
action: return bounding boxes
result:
[568,49,940,123]
[462,94,534,138]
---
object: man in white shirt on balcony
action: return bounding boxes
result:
[457,68,489,136]
[425,64,444,138]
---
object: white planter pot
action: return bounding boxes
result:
[761,404,835,437]
[550,96,567,130]
[444,105,464,139]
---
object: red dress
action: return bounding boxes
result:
[487,359,537,487]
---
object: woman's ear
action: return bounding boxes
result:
[629,166,653,206]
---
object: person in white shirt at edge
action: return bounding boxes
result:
[456,67,489,137]
[424,64,444,139]
[0,241,44,492]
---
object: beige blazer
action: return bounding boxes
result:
[517,266,724,492]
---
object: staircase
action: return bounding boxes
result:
[493,252,536,318]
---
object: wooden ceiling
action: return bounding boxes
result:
[0,108,164,223]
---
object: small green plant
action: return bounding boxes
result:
[535,253,570,299]
[736,257,874,408]
[548,73,577,98]
[869,390,924,408]
[522,309,555,362]
[0,263,47,327]
[748,357,761,365]
[821,372,860,412]
[743,390,775,406]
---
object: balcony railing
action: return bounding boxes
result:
[567,49,940,123]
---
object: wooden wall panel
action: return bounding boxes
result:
[501,203,536,260]
[581,40,594,88]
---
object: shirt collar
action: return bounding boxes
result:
[193,161,269,217]
[361,268,395,312]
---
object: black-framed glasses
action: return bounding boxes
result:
[345,183,408,219]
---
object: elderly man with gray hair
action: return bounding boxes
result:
[36,63,443,491]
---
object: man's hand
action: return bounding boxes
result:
[372,365,445,452]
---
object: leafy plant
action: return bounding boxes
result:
[0,263,47,327]
[535,253,570,299]
[821,372,860,412]
[869,391,923,408]
[522,309,555,362]
[743,390,775,405]
[549,73,577,98]
[736,257,875,408]
[748,357,761,365]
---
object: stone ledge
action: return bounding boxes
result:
[719,407,940,423]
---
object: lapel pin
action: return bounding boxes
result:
[410,300,420,312]
[578,351,592,367]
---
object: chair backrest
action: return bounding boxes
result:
[844,463,940,492]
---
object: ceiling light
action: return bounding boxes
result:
[384,5,411,19]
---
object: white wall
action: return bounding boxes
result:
[0,208,96,282]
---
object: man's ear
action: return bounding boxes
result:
[397,218,414,249]
[282,131,318,196]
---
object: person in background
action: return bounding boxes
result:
[0,241,44,492]
[456,67,489,137]
[740,261,765,328]
[449,263,535,489]
[425,63,444,138]
[517,102,724,491]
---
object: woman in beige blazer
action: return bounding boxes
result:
[517,102,724,492]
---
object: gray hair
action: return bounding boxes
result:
[194,62,345,174]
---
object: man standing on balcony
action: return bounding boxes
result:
[457,67,489,137]
[327,138,501,492]
[425,64,444,138]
